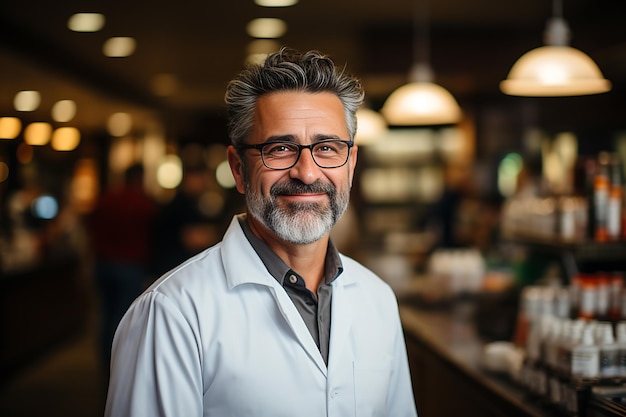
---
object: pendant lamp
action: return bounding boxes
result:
[381,0,462,126]
[355,107,388,145]
[500,0,611,97]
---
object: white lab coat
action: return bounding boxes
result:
[105,215,417,417]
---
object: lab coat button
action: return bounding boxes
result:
[330,390,339,398]
[289,274,297,284]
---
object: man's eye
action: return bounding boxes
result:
[316,143,339,153]
[266,143,295,154]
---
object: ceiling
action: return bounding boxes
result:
[0,0,624,142]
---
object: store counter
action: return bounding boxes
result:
[400,305,551,417]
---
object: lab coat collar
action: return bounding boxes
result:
[222,214,358,289]
[221,214,277,289]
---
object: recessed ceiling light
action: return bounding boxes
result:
[0,117,22,139]
[246,18,287,38]
[52,100,77,122]
[24,122,52,146]
[255,0,298,6]
[103,37,136,57]
[67,13,105,32]
[51,127,81,151]
[107,112,133,136]
[14,90,41,112]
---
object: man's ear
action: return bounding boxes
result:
[227,145,246,194]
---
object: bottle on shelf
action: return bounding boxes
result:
[607,153,623,241]
[597,322,620,378]
[593,151,610,242]
[571,325,599,380]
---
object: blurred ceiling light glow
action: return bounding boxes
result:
[51,127,81,151]
[151,73,179,97]
[71,158,100,212]
[0,117,22,139]
[246,18,287,38]
[216,160,236,189]
[107,112,132,136]
[156,155,183,189]
[14,90,41,112]
[52,99,77,122]
[255,0,298,6]
[103,37,136,57]
[67,13,105,32]
[109,137,136,173]
[24,122,52,145]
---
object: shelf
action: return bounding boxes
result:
[503,234,626,277]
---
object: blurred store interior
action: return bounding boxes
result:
[1,0,626,416]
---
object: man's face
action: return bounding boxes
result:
[228,91,358,245]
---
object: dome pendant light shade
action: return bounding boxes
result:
[500,46,611,96]
[382,63,462,126]
[501,15,611,97]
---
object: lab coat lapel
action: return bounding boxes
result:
[328,277,354,371]
[268,285,328,376]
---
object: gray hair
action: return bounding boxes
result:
[224,48,364,147]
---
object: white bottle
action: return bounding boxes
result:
[598,322,620,378]
[571,326,599,379]
[616,322,626,377]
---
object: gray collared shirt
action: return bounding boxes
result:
[238,215,342,365]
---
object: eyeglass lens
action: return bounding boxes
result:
[262,141,350,169]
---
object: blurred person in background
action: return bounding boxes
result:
[105,48,417,417]
[89,163,157,379]
[151,160,218,276]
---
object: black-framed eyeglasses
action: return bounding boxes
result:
[237,139,354,170]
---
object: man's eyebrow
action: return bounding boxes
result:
[312,134,342,141]
[264,134,296,143]
[262,134,343,143]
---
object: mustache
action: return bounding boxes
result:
[270,180,335,197]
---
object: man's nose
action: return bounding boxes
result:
[289,147,322,184]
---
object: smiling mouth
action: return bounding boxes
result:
[279,192,327,200]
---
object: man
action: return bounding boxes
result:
[105,48,418,417]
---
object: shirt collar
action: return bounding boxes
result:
[238,215,343,286]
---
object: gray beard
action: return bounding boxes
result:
[245,179,350,245]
